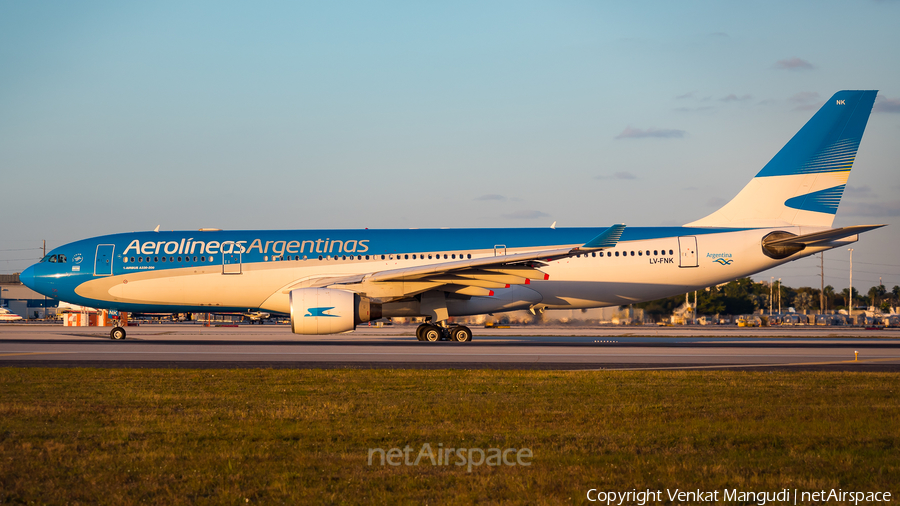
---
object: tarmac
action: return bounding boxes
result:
[1,323,899,371]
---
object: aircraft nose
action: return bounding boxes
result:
[20,265,36,290]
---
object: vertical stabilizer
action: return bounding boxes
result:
[686,90,877,228]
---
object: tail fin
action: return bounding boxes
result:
[686,90,878,228]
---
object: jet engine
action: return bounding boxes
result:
[289,288,382,335]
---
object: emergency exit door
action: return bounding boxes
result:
[223,251,242,274]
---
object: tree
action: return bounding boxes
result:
[794,291,815,311]
[823,285,835,310]
[868,284,886,309]
[840,287,860,310]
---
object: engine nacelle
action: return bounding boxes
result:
[289,288,382,335]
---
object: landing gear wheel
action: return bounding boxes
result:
[110,327,126,340]
[416,324,429,341]
[422,325,442,342]
[451,326,473,342]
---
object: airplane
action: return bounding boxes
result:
[56,301,101,314]
[241,311,272,324]
[20,90,884,341]
[0,308,24,322]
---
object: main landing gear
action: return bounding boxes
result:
[415,323,473,342]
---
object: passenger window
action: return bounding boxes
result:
[669,249,673,255]
[154,256,159,262]
[615,251,619,257]
[200,256,205,262]
[638,251,642,256]
[162,256,167,262]
[629,251,634,256]
[404,254,408,260]
[365,255,369,260]
[653,250,658,255]
[381,255,385,260]
[467,254,471,259]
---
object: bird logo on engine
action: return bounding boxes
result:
[305,307,339,318]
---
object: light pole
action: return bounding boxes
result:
[778,278,782,314]
[769,277,774,316]
[820,253,824,314]
[848,248,854,323]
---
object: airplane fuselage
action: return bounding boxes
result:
[22,225,846,318]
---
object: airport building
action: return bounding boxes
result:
[0,274,59,319]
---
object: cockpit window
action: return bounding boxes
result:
[57,255,66,263]
[48,255,58,263]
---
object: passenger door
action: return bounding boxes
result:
[94,244,115,276]
[678,236,698,268]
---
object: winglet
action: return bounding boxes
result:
[582,224,626,249]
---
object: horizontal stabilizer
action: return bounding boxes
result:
[764,224,885,246]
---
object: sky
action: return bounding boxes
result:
[1,0,898,295]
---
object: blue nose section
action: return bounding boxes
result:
[20,265,36,290]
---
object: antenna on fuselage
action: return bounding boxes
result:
[153,225,160,233]
[550,221,557,229]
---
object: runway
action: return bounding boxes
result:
[2,323,900,370]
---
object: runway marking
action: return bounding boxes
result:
[0,352,74,357]
[596,356,900,371]
[2,350,890,358]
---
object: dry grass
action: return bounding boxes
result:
[0,368,898,505]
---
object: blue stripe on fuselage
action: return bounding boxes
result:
[66,226,749,261]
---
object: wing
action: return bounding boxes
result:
[283,224,625,300]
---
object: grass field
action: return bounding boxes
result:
[1,368,898,504]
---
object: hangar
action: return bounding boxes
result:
[0,274,58,320]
